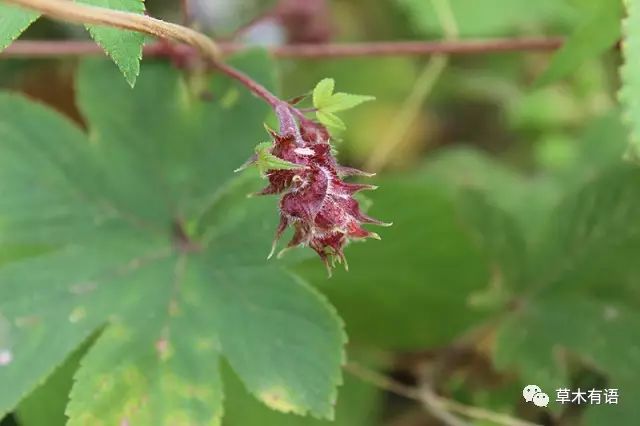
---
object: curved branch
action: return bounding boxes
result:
[4,0,288,106]
[5,0,220,61]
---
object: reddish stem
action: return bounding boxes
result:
[180,0,190,26]
[2,37,564,60]
[0,37,567,126]
[224,6,278,41]
[212,59,281,107]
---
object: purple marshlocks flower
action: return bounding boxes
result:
[246,104,388,274]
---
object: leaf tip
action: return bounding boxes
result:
[258,386,305,415]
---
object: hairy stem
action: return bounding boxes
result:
[214,60,281,107]
[6,0,220,59]
[365,0,457,172]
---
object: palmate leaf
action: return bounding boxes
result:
[0,0,145,86]
[0,52,346,423]
[494,166,640,424]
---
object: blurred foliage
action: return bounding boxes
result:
[395,0,579,37]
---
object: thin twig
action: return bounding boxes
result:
[345,361,420,399]
[345,362,541,426]
[436,395,541,426]
[419,385,470,426]
[179,0,190,26]
[433,0,460,38]
[365,0,457,172]
[1,38,565,59]
[364,56,448,171]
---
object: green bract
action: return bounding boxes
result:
[236,141,305,176]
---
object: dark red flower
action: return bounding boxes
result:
[249,104,388,275]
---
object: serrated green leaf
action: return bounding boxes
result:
[0,52,345,422]
[77,0,146,87]
[536,0,622,87]
[420,148,561,245]
[312,78,373,132]
[313,79,374,112]
[223,364,380,426]
[312,78,335,109]
[529,166,640,296]
[16,341,88,426]
[66,280,225,426]
[494,166,640,424]
[456,190,527,302]
[298,178,496,350]
[0,4,39,51]
[321,93,375,113]
[496,296,640,424]
[621,0,640,160]
[316,111,346,130]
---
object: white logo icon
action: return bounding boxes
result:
[523,385,549,407]
[532,392,549,407]
[523,385,541,402]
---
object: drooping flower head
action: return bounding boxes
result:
[239,101,389,275]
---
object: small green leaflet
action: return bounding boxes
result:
[621,0,640,161]
[312,78,375,131]
[536,0,622,87]
[0,52,346,423]
[0,0,146,86]
[316,111,346,131]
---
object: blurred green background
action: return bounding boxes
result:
[1,0,636,425]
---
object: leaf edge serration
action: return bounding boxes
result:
[620,0,640,162]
